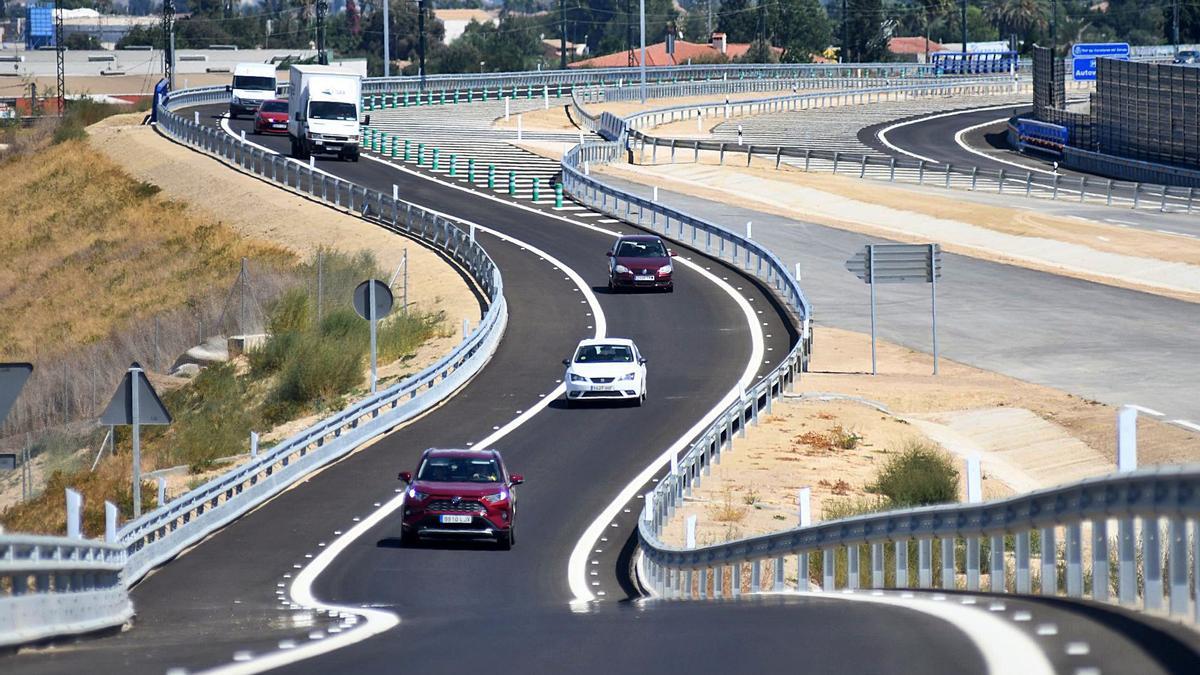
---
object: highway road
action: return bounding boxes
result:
[8,102,1200,675]
[862,105,1200,237]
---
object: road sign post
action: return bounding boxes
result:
[353,279,395,393]
[101,363,172,518]
[845,243,943,375]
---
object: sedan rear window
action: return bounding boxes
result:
[575,344,633,363]
[417,457,501,483]
[617,240,667,258]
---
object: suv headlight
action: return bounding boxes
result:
[482,489,508,504]
[658,264,673,274]
[614,264,630,274]
[406,486,429,501]
[618,372,637,381]
[569,373,587,383]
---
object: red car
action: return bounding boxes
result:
[253,98,289,135]
[398,448,522,549]
[607,234,676,292]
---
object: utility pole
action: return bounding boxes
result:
[560,0,567,68]
[1173,0,1180,55]
[316,0,329,65]
[1050,0,1057,55]
[960,0,967,54]
[841,0,848,62]
[707,0,713,36]
[383,0,391,76]
[418,0,427,81]
[638,0,645,102]
[627,0,635,67]
[161,0,175,90]
[54,0,64,114]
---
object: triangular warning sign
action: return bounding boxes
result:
[101,362,172,426]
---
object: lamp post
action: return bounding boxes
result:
[383,0,391,76]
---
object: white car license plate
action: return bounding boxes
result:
[273,123,286,128]
[593,384,615,391]
[634,275,655,281]
[440,514,472,524]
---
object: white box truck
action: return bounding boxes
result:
[228,62,278,118]
[287,65,365,162]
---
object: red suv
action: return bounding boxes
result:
[607,234,676,292]
[253,98,289,135]
[398,448,522,549]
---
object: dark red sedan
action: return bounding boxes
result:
[253,98,289,135]
[607,234,676,292]
[398,448,522,549]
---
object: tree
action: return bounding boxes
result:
[768,0,832,62]
[717,0,758,42]
[843,0,890,62]
[64,33,103,50]
[736,38,778,62]
[984,0,1047,44]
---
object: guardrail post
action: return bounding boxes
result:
[1024,171,1033,196]
[1079,176,1087,203]
[1106,180,1114,206]
[1132,182,1141,209]
[488,164,496,190]
[66,488,82,539]
[889,157,896,182]
[1092,520,1109,602]
[1159,185,1170,212]
[714,565,725,598]
[944,164,952,189]
[1188,188,1195,214]
[847,546,860,589]
[1014,530,1031,593]
[823,549,835,591]
[871,543,883,588]
[1066,523,1083,597]
[104,501,118,543]
[969,166,978,190]
[833,152,841,174]
[940,539,954,589]
[719,143,726,165]
[1040,527,1057,595]
[997,169,1006,194]
[804,149,811,172]
[751,560,762,592]
[895,541,908,587]
[508,171,516,196]
[916,160,924,184]
[1168,518,1188,615]
[1144,519,1163,610]
[1051,173,1060,200]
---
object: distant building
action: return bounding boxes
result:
[887,37,944,63]
[433,9,499,44]
[542,38,587,62]
[59,10,159,48]
[569,33,781,68]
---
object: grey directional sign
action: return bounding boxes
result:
[353,279,394,321]
[0,363,33,426]
[102,362,172,426]
[845,243,943,376]
[845,243,942,284]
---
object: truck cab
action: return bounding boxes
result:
[287,65,365,162]
[228,62,278,119]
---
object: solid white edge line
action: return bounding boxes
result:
[952,116,1058,177]
[876,102,1037,165]
[1129,404,1166,417]
[198,120,611,675]
[755,591,1055,675]
[1170,419,1200,433]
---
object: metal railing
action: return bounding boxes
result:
[0,84,509,648]
[612,82,1197,212]
[0,535,133,648]
[639,452,1200,624]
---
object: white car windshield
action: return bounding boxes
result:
[616,240,667,258]
[310,101,357,121]
[416,457,501,483]
[574,344,634,363]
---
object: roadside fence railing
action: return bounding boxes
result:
[0,83,509,648]
[611,82,1197,212]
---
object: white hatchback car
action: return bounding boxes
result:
[562,338,647,407]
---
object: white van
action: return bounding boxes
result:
[287,65,364,162]
[228,62,278,118]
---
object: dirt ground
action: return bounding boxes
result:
[660,324,1200,554]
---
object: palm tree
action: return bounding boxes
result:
[985,0,1048,44]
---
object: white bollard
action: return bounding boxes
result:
[462,318,470,341]
[686,515,697,549]
[393,184,399,201]
[1117,405,1137,471]
[105,501,119,543]
[966,456,982,503]
[66,488,82,539]
[504,97,510,120]
[670,452,678,476]
[241,130,246,141]
[157,476,167,507]
[798,487,811,526]
[309,156,315,168]
[644,492,655,523]
[469,223,476,242]
[543,86,549,109]
[737,124,743,146]
[697,110,703,132]
[652,186,659,202]
[746,221,752,239]
[195,111,200,124]
[794,262,802,281]
[250,430,259,458]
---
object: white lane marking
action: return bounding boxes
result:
[875,103,1028,163]
[1170,419,1200,433]
[952,117,1058,177]
[756,591,1055,675]
[567,257,764,603]
[199,124,610,675]
[1129,405,1165,417]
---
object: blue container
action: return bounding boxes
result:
[26,5,56,50]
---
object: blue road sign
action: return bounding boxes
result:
[1071,43,1130,80]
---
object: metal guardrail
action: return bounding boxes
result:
[361,62,945,95]
[0,84,508,648]
[638,454,1200,624]
[617,81,1197,212]
[580,74,1012,104]
[0,535,133,648]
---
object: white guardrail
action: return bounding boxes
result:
[0,84,507,648]
[562,82,1200,626]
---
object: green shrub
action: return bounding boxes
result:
[269,332,365,414]
[167,362,254,472]
[267,287,311,335]
[249,329,300,377]
[867,441,959,507]
[378,310,444,362]
[319,307,367,343]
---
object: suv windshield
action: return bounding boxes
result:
[260,100,288,113]
[616,240,667,258]
[233,75,276,92]
[574,344,633,363]
[417,457,501,483]
[310,101,357,121]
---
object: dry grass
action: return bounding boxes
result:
[0,139,293,358]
